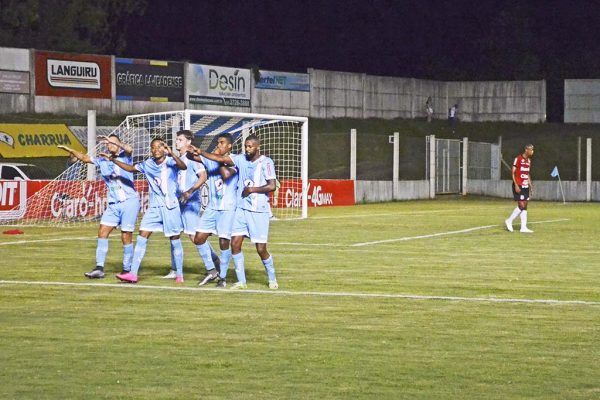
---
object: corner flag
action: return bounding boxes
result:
[551,166,559,178]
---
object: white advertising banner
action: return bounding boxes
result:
[187,64,251,107]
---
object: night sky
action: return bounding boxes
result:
[123,0,600,82]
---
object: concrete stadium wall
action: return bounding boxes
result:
[309,69,365,118]
[564,79,600,123]
[309,68,545,122]
[34,96,112,115]
[356,180,430,203]
[0,47,31,114]
[252,88,310,117]
[467,179,600,201]
[447,81,546,123]
[363,76,413,119]
[0,47,546,122]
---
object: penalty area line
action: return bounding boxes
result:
[352,218,570,247]
[0,279,598,307]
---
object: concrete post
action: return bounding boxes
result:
[586,138,592,201]
[86,110,97,181]
[393,132,399,198]
[429,135,436,199]
[350,129,357,181]
[462,137,468,196]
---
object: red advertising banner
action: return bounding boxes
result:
[0,180,149,222]
[0,180,49,220]
[0,178,355,222]
[35,51,111,99]
[274,179,355,208]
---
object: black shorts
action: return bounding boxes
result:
[512,184,530,201]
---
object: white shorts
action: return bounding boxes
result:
[180,200,201,236]
[231,207,270,244]
[140,205,183,237]
[197,208,235,240]
[100,197,140,232]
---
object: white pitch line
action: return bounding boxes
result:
[351,218,570,247]
[0,279,598,307]
[310,206,497,220]
[0,237,96,246]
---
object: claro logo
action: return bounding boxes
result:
[285,182,333,208]
[47,59,101,89]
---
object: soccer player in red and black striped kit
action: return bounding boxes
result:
[505,144,534,233]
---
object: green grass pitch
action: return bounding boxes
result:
[1,197,599,399]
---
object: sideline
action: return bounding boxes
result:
[0,279,597,307]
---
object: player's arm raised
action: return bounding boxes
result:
[57,145,92,164]
[164,142,187,170]
[101,152,138,173]
[195,147,234,165]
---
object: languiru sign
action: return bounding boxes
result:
[46,59,100,90]
[35,50,111,99]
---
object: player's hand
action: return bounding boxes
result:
[179,190,191,204]
[514,185,521,193]
[99,152,112,160]
[242,187,253,197]
[57,145,70,152]
[163,143,173,156]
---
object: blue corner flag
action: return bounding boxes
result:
[551,166,559,178]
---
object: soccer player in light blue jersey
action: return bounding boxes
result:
[108,138,187,284]
[58,134,140,279]
[187,132,239,288]
[161,130,220,279]
[193,134,278,290]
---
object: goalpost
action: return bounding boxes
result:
[0,109,309,227]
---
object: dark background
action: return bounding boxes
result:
[4,0,600,121]
[123,1,600,122]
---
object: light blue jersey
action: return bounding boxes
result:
[177,152,205,202]
[135,156,180,209]
[231,154,276,213]
[200,154,238,211]
[92,151,138,203]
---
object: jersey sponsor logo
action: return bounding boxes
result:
[47,59,101,89]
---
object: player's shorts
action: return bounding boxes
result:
[197,207,235,240]
[100,196,140,232]
[180,200,201,236]
[512,184,530,201]
[231,207,270,244]
[140,205,183,237]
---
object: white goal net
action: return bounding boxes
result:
[0,110,308,227]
